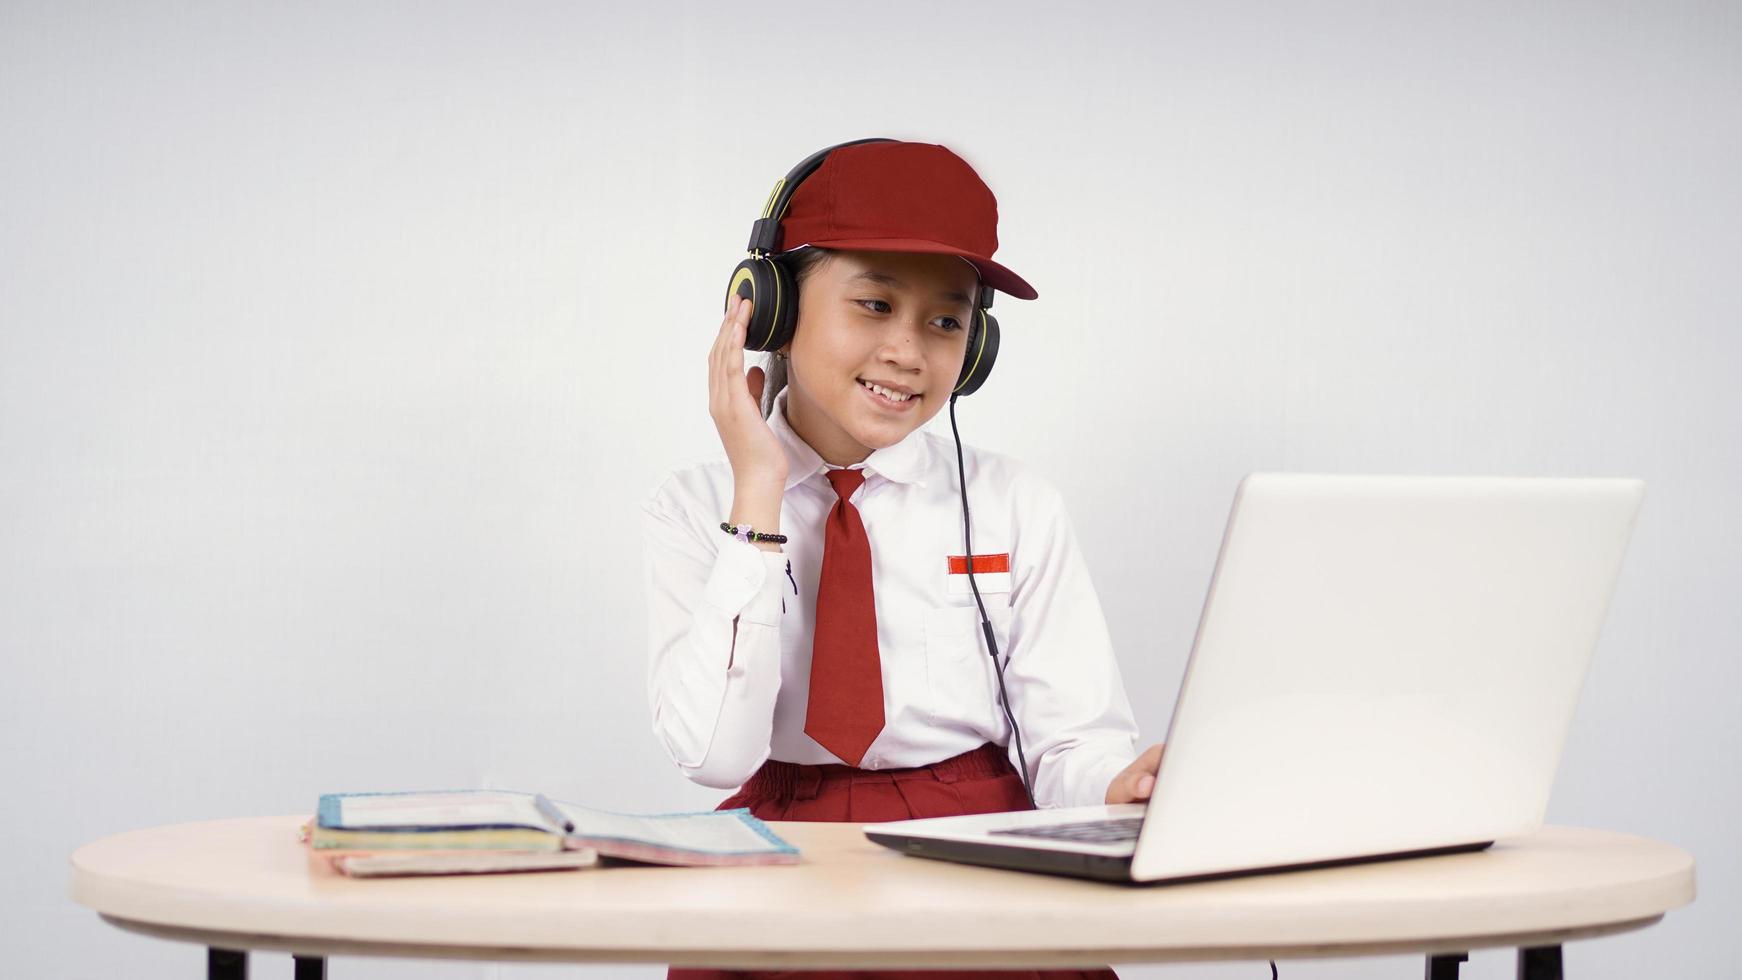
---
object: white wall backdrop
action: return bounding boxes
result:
[2,1,1736,978]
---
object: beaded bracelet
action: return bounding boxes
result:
[721,522,788,545]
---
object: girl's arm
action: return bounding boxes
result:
[643,480,790,789]
[642,296,793,789]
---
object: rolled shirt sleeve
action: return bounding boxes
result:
[643,481,789,789]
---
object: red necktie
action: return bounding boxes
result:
[804,468,885,766]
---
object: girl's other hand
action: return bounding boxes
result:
[709,295,787,489]
[1104,743,1166,805]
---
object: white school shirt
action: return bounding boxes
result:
[642,388,1140,810]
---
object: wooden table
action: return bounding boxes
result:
[69,817,1694,978]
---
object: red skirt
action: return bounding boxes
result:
[667,742,1120,980]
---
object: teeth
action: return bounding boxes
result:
[860,380,914,403]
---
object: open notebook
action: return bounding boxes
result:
[309,790,799,875]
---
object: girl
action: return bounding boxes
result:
[644,140,1165,980]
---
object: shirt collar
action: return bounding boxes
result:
[769,387,930,491]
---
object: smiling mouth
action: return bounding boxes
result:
[857,378,919,408]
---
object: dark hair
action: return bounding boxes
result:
[759,247,833,419]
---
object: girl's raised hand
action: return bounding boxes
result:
[708,295,787,489]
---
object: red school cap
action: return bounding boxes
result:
[774,141,1039,301]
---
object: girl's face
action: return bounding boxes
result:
[782,249,979,465]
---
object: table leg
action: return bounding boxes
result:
[1426,951,1468,978]
[1518,945,1563,980]
[207,948,246,980]
[294,955,327,979]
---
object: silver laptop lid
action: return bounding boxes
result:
[1132,474,1643,882]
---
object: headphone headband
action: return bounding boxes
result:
[746,138,897,255]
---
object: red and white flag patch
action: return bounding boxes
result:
[946,553,1012,595]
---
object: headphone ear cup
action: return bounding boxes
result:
[726,257,798,353]
[953,309,1000,397]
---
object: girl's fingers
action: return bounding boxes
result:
[732,295,752,346]
[722,298,752,386]
[709,296,758,417]
[1115,744,1165,803]
[710,298,743,378]
[712,296,740,362]
[707,307,729,388]
[1135,744,1165,798]
[715,296,748,363]
[736,294,754,342]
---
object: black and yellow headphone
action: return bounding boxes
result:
[724,138,1002,397]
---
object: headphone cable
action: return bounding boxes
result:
[949,394,1036,810]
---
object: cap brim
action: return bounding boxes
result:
[792,237,1039,301]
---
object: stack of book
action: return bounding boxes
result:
[303,789,800,878]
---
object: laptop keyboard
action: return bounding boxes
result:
[987,816,1143,844]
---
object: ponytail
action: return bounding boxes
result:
[759,351,788,420]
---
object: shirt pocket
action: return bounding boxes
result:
[923,604,1013,731]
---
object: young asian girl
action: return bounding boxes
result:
[643,140,1167,980]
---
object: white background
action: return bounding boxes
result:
[2,1,1736,978]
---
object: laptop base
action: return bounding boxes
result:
[864,833,1494,886]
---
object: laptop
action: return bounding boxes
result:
[863,473,1645,884]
